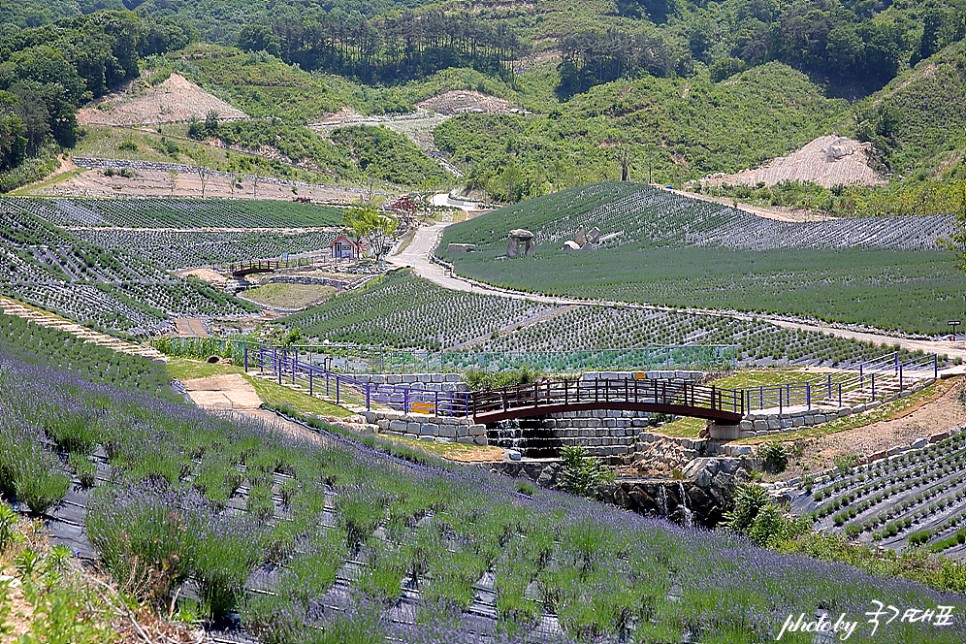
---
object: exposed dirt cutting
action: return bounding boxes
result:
[77,73,247,126]
[416,90,521,115]
[31,166,373,203]
[700,135,886,189]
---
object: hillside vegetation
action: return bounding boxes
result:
[439,183,966,335]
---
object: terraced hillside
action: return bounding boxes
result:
[280,270,928,368]
[439,183,966,335]
[2,324,963,643]
[74,229,339,270]
[0,205,258,336]
[790,431,966,560]
[3,198,343,228]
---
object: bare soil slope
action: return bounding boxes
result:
[701,135,886,189]
[416,90,520,115]
[32,166,371,203]
[78,73,247,126]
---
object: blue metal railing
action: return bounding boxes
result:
[245,347,472,417]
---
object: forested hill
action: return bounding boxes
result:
[1,0,964,210]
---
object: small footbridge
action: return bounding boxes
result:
[245,347,940,440]
[227,257,314,278]
[470,379,745,424]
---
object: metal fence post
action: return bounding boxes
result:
[243,347,248,372]
[404,388,409,414]
[309,370,314,397]
[899,364,904,392]
[336,377,340,405]
[366,384,371,411]
[871,373,876,401]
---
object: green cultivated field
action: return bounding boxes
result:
[1,316,964,643]
[440,183,966,335]
[282,270,929,368]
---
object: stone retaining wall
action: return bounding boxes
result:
[263,276,352,287]
[739,379,932,438]
[349,373,468,393]
[361,409,487,445]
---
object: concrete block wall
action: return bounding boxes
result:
[349,373,469,393]
[739,379,931,438]
[361,409,487,445]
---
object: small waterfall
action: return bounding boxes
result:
[488,419,524,451]
[486,419,561,458]
[657,485,668,518]
[677,481,694,529]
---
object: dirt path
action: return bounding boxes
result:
[660,185,838,223]
[174,317,209,337]
[388,224,966,363]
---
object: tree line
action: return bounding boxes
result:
[0,11,188,175]
[237,9,522,85]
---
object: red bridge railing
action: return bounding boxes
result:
[470,378,744,423]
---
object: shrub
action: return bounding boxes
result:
[758,442,789,473]
[559,445,613,497]
[68,452,97,488]
[723,482,770,532]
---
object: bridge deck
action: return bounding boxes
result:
[471,378,744,424]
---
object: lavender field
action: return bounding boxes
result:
[0,328,964,642]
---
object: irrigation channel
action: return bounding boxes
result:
[246,347,940,422]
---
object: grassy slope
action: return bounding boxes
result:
[854,40,966,180]
[439,183,966,335]
[435,63,849,190]
[72,124,358,186]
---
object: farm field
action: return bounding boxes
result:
[0,203,266,335]
[439,183,966,335]
[242,283,339,310]
[1,322,964,643]
[76,229,338,270]
[282,270,931,369]
[2,197,343,229]
[790,431,966,560]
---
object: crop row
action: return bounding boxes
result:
[0,206,261,335]
[0,312,171,394]
[1,197,343,229]
[811,433,966,499]
[442,182,954,255]
[75,229,338,270]
[439,182,966,335]
[281,271,929,368]
[817,451,966,520]
[1,334,962,642]
[281,269,557,351]
[793,433,966,555]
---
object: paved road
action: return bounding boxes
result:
[388,224,966,363]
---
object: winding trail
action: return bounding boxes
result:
[388,223,966,364]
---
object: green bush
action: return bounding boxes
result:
[758,442,789,473]
[559,445,613,497]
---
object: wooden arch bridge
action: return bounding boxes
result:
[469,378,745,424]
